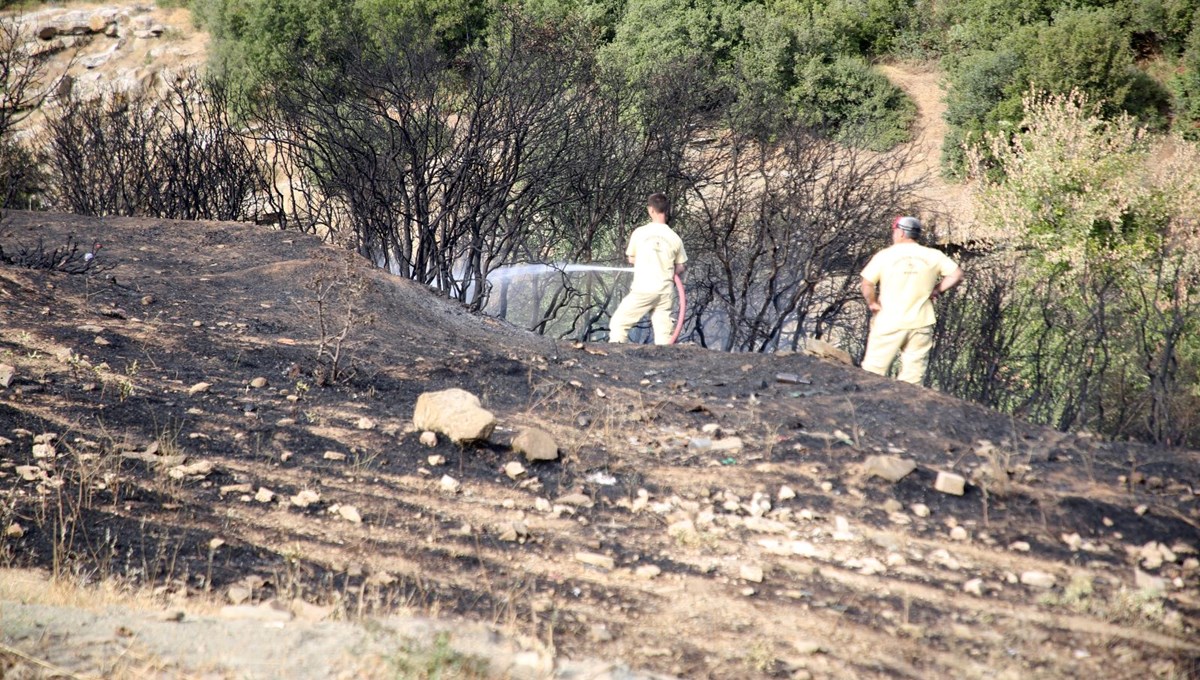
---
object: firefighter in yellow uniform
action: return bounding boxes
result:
[860,216,963,384]
[609,193,687,344]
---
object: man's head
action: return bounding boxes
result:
[892,216,922,242]
[648,193,670,223]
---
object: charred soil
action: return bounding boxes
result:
[1,211,1198,679]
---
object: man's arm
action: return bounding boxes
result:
[929,266,964,300]
[861,277,881,313]
[674,263,685,279]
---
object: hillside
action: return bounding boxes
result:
[1,210,1197,678]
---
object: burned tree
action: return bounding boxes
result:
[680,122,923,353]
[43,75,272,221]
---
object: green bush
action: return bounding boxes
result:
[1173,23,1200,139]
[790,55,916,149]
[193,0,489,98]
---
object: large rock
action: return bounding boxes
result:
[413,388,495,443]
[512,427,558,461]
[864,455,917,482]
[0,363,14,388]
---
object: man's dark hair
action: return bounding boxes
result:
[648,193,670,221]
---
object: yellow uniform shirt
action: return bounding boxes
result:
[626,222,687,294]
[861,242,958,332]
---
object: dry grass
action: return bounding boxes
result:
[0,568,222,615]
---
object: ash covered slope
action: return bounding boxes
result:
[1,211,1198,679]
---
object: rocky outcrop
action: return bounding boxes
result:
[11,5,207,106]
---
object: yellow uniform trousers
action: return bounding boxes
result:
[861,325,934,384]
[609,287,675,345]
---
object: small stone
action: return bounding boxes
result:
[882,499,903,513]
[1062,533,1083,551]
[420,432,438,447]
[950,526,969,541]
[857,557,886,575]
[93,336,110,346]
[635,565,661,579]
[832,515,855,541]
[226,585,252,605]
[911,503,931,518]
[188,382,211,395]
[355,417,376,430]
[535,498,552,513]
[1140,543,1164,570]
[5,522,24,538]
[504,461,527,480]
[929,549,961,571]
[140,295,155,306]
[864,455,917,483]
[323,451,346,461]
[338,505,363,523]
[575,552,615,570]
[249,377,268,389]
[427,454,445,466]
[711,437,744,453]
[290,489,320,508]
[1009,541,1031,552]
[803,337,852,365]
[1135,504,1148,516]
[556,492,593,507]
[778,485,796,501]
[513,428,559,461]
[0,364,13,388]
[1020,570,1056,589]
[254,487,275,503]
[168,461,213,480]
[963,578,984,596]
[792,639,823,656]
[934,471,966,496]
[739,564,765,583]
[820,481,833,493]
[440,475,461,494]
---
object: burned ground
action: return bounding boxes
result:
[1,211,1198,679]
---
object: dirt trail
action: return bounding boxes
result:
[877,62,977,241]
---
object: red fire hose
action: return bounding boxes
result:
[669,273,686,344]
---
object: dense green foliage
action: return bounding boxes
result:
[191,0,918,148]
[931,92,1200,446]
[189,0,1200,158]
